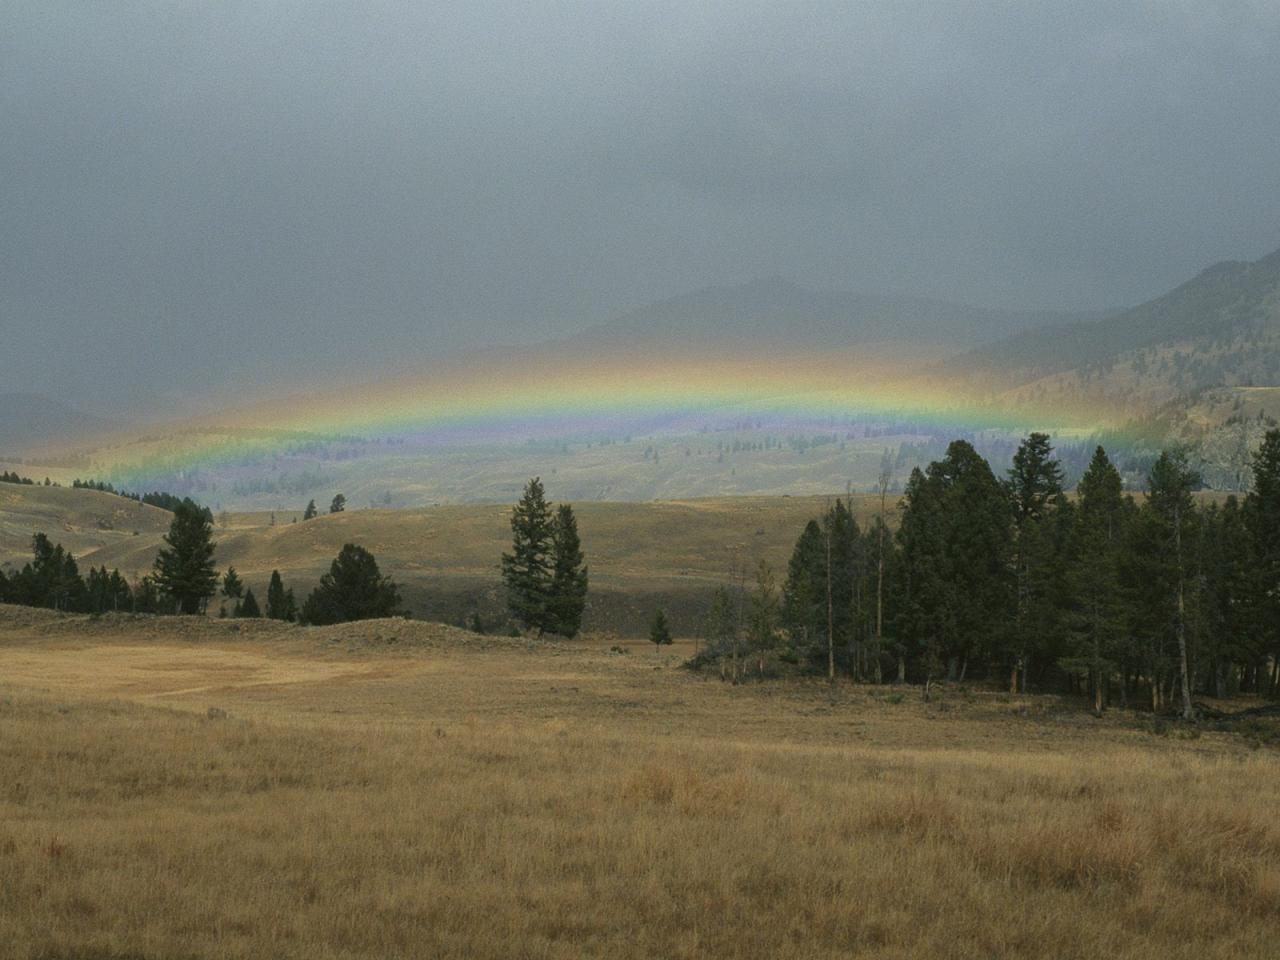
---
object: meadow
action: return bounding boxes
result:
[0,483,894,635]
[1,604,1277,959]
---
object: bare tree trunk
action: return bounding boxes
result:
[826,519,834,683]
[1172,501,1195,720]
[875,473,887,686]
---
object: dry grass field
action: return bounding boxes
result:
[1,604,1277,959]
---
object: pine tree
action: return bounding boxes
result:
[547,503,588,637]
[1196,497,1255,696]
[1063,446,1129,713]
[329,494,346,514]
[86,566,106,613]
[896,443,1013,692]
[106,568,131,612]
[24,534,87,611]
[1007,433,1066,692]
[782,520,825,660]
[649,609,673,651]
[303,500,318,521]
[300,544,401,625]
[501,478,555,635]
[896,467,946,692]
[222,567,244,602]
[238,588,261,618]
[266,569,295,621]
[1145,449,1201,719]
[152,498,219,615]
[132,576,161,614]
[1245,429,1280,695]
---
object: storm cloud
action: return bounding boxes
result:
[4,1,1279,415]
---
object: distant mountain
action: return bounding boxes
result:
[952,246,1280,395]
[576,277,1088,353]
[0,393,119,452]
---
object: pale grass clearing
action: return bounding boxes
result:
[0,611,1277,959]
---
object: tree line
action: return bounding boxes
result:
[0,472,208,516]
[71,479,213,516]
[0,497,400,625]
[695,431,1280,716]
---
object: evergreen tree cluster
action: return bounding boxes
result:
[68,479,210,517]
[3,499,308,625]
[501,478,588,637]
[0,533,133,613]
[765,431,1280,712]
[1,470,36,485]
[299,544,401,625]
[265,570,298,621]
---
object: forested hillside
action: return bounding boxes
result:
[954,247,1280,406]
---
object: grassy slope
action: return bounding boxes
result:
[0,606,1276,960]
[2,485,891,634]
[0,483,173,572]
[0,485,1245,635]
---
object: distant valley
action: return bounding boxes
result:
[4,248,1280,509]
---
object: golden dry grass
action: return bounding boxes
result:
[2,606,1278,958]
[2,484,890,634]
[0,484,173,571]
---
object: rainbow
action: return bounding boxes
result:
[81,346,1136,486]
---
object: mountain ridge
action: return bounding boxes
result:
[578,276,1092,352]
[951,244,1280,391]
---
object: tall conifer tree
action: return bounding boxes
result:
[502,478,555,635]
[548,503,588,637]
[1245,429,1280,694]
[152,498,218,614]
[1065,446,1129,713]
[266,569,296,621]
[1008,432,1065,692]
[1145,449,1200,719]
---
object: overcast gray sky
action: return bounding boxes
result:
[4,1,1280,415]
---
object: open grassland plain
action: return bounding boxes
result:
[1,605,1278,959]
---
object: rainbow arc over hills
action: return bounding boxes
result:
[87,351,1121,482]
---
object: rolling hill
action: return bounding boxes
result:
[953,246,1280,407]
[0,483,174,573]
[1,483,890,637]
[578,276,1089,352]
